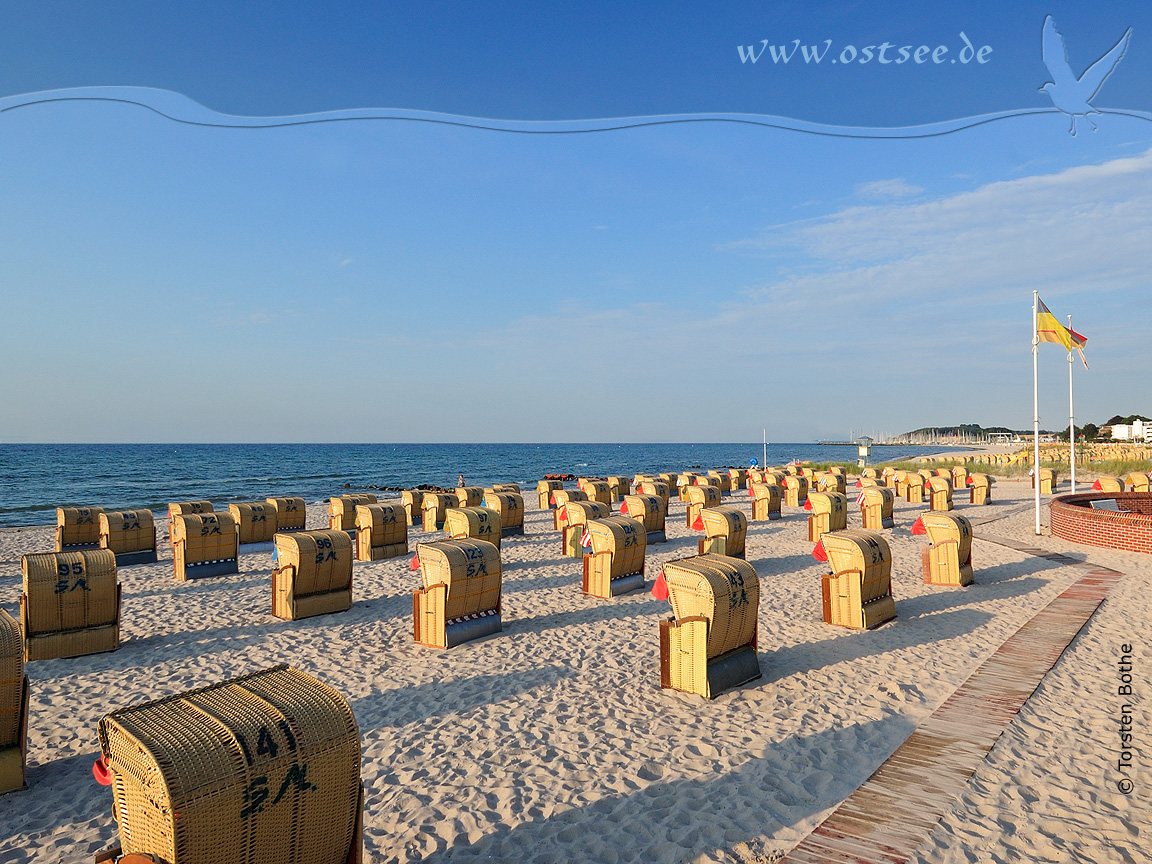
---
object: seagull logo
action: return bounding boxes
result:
[1040,15,1132,135]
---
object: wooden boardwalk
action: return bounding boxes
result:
[781,537,1124,864]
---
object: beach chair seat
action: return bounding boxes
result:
[817,530,896,630]
[483,491,525,537]
[55,506,104,552]
[685,485,722,530]
[806,492,848,542]
[919,513,974,587]
[621,494,666,543]
[98,510,158,566]
[172,513,239,580]
[858,486,895,529]
[0,609,29,795]
[355,504,408,561]
[267,496,307,532]
[21,549,120,660]
[272,529,355,619]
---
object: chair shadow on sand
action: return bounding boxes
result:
[397,714,916,864]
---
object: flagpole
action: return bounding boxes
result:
[1068,315,1076,493]
[1033,291,1041,535]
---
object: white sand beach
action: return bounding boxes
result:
[0,478,1147,863]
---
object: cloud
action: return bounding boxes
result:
[737,148,1152,312]
[853,178,924,200]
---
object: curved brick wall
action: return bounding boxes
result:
[1049,492,1152,555]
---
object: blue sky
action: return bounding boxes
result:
[1,3,1149,442]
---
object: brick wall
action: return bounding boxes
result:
[1049,493,1152,555]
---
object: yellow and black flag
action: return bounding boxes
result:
[1036,296,1088,368]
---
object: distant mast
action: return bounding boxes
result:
[762,429,767,467]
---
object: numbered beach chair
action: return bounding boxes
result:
[967,473,993,505]
[728,468,748,491]
[401,490,425,527]
[172,513,239,580]
[558,501,610,557]
[412,539,502,649]
[816,530,896,630]
[98,510,158,566]
[537,480,563,510]
[445,506,502,549]
[267,496,307,532]
[0,609,29,795]
[806,491,847,542]
[483,491,525,537]
[272,529,355,620]
[55,507,104,552]
[167,501,214,540]
[1093,475,1123,493]
[783,475,809,508]
[582,516,646,598]
[685,485,722,530]
[421,492,457,533]
[355,503,408,561]
[750,482,781,522]
[858,486,895,530]
[95,665,363,864]
[578,479,612,506]
[230,501,278,545]
[638,480,671,512]
[697,505,747,557]
[620,494,667,543]
[550,488,588,530]
[926,476,954,512]
[20,549,120,661]
[455,486,484,508]
[329,494,377,535]
[917,512,974,587]
[605,476,630,504]
[658,554,761,700]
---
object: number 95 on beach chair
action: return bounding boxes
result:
[20,549,121,661]
[94,665,363,864]
[412,540,502,649]
[657,555,761,700]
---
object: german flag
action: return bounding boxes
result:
[1036,296,1088,368]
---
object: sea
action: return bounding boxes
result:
[0,443,937,528]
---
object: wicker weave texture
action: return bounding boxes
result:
[169,501,214,518]
[587,516,646,578]
[328,495,377,532]
[783,476,808,507]
[55,507,105,549]
[355,505,407,561]
[605,477,629,503]
[700,507,747,556]
[455,487,484,508]
[551,489,587,509]
[750,483,781,521]
[536,480,563,509]
[445,507,502,549]
[273,531,354,598]
[266,497,307,532]
[22,549,118,636]
[577,480,611,506]
[99,664,361,864]
[662,554,759,659]
[696,475,722,490]
[821,531,894,628]
[728,468,748,490]
[860,487,895,528]
[229,503,278,545]
[490,483,521,494]
[172,513,239,566]
[483,492,524,531]
[421,493,457,532]
[100,510,156,555]
[922,513,973,558]
[0,610,22,747]
[1125,472,1150,492]
[621,495,665,534]
[417,540,502,620]
[1094,475,1122,493]
[638,482,670,511]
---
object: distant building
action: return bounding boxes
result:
[1109,420,1150,442]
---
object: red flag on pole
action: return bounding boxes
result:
[651,571,669,600]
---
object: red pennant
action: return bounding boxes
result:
[409,554,420,570]
[804,499,813,511]
[811,539,827,562]
[855,479,862,488]
[692,515,704,530]
[911,516,926,535]
[651,571,669,600]
[550,493,557,505]
[966,476,974,486]
[748,487,754,497]
[93,757,111,786]
[620,501,628,515]
[1092,480,1102,491]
